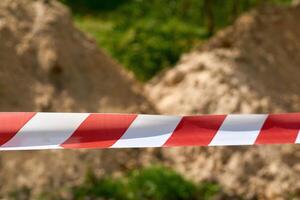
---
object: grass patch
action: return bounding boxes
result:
[72,166,220,200]
[75,14,205,81]
[69,0,292,81]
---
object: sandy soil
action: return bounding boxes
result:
[147,5,300,199]
[0,0,155,198]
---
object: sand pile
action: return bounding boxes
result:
[0,0,153,113]
[0,0,155,198]
[147,5,300,199]
[148,5,300,115]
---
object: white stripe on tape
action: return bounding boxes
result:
[112,115,182,148]
[0,146,63,150]
[296,130,300,144]
[1,113,89,149]
[209,114,267,146]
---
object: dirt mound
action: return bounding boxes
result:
[147,5,300,199]
[0,0,154,113]
[148,5,300,115]
[0,0,155,198]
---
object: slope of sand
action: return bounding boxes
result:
[0,0,155,198]
[0,0,153,113]
[147,5,300,199]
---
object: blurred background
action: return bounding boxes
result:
[0,0,300,199]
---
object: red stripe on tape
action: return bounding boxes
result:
[163,115,226,146]
[61,114,137,148]
[0,112,36,146]
[255,113,300,144]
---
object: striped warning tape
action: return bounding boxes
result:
[0,112,299,150]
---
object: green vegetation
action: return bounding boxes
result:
[62,0,292,80]
[72,166,220,200]
[73,7,205,81]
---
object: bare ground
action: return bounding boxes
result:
[0,0,156,198]
[147,5,300,199]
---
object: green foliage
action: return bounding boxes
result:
[126,166,199,200]
[107,19,204,80]
[72,166,220,200]
[73,168,127,199]
[63,0,292,81]
[75,14,204,81]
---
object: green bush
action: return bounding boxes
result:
[72,166,220,200]
[126,166,199,200]
[64,0,292,81]
[109,19,204,80]
[75,15,204,81]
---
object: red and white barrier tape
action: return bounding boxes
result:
[0,112,299,150]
